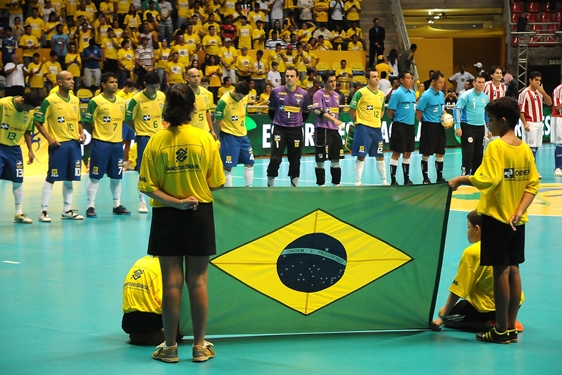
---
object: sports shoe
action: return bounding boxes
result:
[113,205,131,215]
[14,214,32,224]
[354,181,362,186]
[192,341,216,362]
[436,177,446,183]
[62,210,84,220]
[508,329,518,343]
[38,211,51,223]
[476,327,511,344]
[86,207,97,218]
[381,179,390,186]
[152,345,178,363]
[138,202,148,213]
[391,181,399,186]
[422,178,432,185]
[404,180,414,186]
[554,168,562,177]
[538,173,542,179]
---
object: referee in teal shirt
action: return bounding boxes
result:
[387,71,417,185]
[416,71,447,184]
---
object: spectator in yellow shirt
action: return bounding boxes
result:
[118,40,135,87]
[101,28,120,74]
[237,16,253,50]
[235,46,254,83]
[42,51,62,93]
[252,20,266,50]
[347,33,363,51]
[202,25,222,57]
[219,38,238,84]
[65,43,82,89]
[27,53,45,98]
[20,25,40,66]
[313,35,332,50]
[217,76,234,98]
[166,51,187,87]
[24,7,45,44]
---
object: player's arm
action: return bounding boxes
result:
[348,90,361,123]
[268,89,277,120]
[125,98,137,131]
[23,131,35,164]
[78,122,85,143]
[519,110,529,132]
[430,292,461,331]
[213,99,226,140]
[207,111,216,140]
[415,95,426,122]
[538,85,553,106]
[454,94,466,137]
[34,100,59,147]
[82,99,97,132]
[302,93,311,122]
[386,90,399,120]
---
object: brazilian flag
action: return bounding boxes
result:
[180,184,451,336]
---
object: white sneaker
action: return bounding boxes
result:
[61,209,84,220]
[14,213,33,224]
[355,181,362,186]
[38,211,51,223]
[538,173,543,180]
[554,168,562,177]
[138,202,148,213]
[381,179,390,186]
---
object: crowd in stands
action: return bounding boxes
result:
[1,0,370,105]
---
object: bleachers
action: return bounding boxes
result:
[509,1,562,47]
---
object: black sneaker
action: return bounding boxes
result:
[86,207,97,218]
[436,177,446,183]
[423,179,432,185]
[391,181,399,186]
[113,205,131,215]
[476,327,511,344]
[404,180,414,186]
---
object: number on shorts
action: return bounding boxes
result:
[67,123,74,132]
[118,166,123,175]
[153,120,158,128]
[377,141,384,154]
[7,132,16,141]
[16,168,23,178]
[75,168,81,176]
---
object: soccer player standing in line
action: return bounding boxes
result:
[125,71,166,213]
[348,69,388,186]
[0,93,42,224]
[387,71,416,185]
[483,65,506,147]
[35,71,85,222]
[416,71,447,184]
[186,68,216,139]
[454,75,490,176]
[311,72,344,187]
[518,71,552,179]
[83,73,130,218]
[267,67,311,187]
[552,82,562,177]
[214,81,254,187]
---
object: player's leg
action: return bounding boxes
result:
[286,127,304,187]
[533,121,544,178]
[1,145,31,223]
[61,141,83,220]
[419,122,431,183]
[39,143,68,222]
[442,300,495,332]
[329,129,344,186]
[136,136,150,212]
[389,123,403,185]
[314,128,327,186]
[551,117,562,175]
[108,143,129,215]
[352,125,370,186]
[267,126,287,187]
[370,128,388,185]
[471,125,486,174]
[435,124,447,182]
[238,135,255,187]
[460,122,471,176]
[86,139,107,217]
[219,133,237,187]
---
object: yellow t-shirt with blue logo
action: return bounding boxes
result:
[122,256,163,314]
[349,87,386,128]
[138,125,226,205]
[214,92,248,137]
[126,90,166,137]
[0,98,35,146]
[34,93,81,142]
[83,93,126,143]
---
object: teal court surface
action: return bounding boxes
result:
[0,144,561,375]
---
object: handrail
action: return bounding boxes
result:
[389,0,419,81]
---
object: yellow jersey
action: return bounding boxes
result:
[66,0,78,15]
[252,28,265,50]
[205,65,222,87]
[122,256,163,314]
[314,0,329,23]
[166,62,185,84]
[35,92,81,142]
[83,93,127,143]
[215,92,248,137]
[27,62,44,88]
[237,24,253,50]
[191,86,213,132]
[235,55,254,77]
[99,1,114,20]
[172,44,190,67]
[65,54,82,77]
[268,51,286,72]
[184,33,201,54]
[118,48,134,70]
[344,0,361,21]
[42,61,61,84]
[202,34,221,56]
[176,0,190,18]
[348,41,363,51]
[20,35,39,57]
[116,0,130,14]
[74,9,93,23]
[77,29,93,52]
[138,124,226,205]
[25,16,44,38]
[101,37,119,60]
[469,140,540,224]
[155,47,171,69]
[0,98,35,147]
[126,90,166,137]
[218,85,234,98]
[349,86,386,128]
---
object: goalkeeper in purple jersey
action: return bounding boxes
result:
[311,72,345,186]
[266,67,311,187]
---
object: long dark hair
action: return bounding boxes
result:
[163,84,196,126]
[388,49,398,65]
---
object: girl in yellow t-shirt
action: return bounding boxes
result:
[156,39,172,87]
[44,13,59,44]
[204,55,222,102]
[65,43,82,89]
[256,83,271,114]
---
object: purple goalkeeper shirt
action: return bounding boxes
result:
[268,85,311,128]
[313,88,341,130]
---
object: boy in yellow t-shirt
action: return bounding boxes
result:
[449,97,539,344]
[27,53,45,97]
[42,51,62,93]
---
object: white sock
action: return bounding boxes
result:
[355,159,365,183]
[225,170,233,187]
[402,158,410,165]
[376,160,387,182]
[41,181,53,212]
[62,181,73,212]
[139,192,146,204]
[267,177,275,187]
[291,177,299,187]
[110,179,121,208]
[87,179,100,208]
[13,182,23,215]
[244,167,253,187]
[164,344,177,350]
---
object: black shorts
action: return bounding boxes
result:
[147,203,216,257]
[270,125,304,160]
[315,128,344,162]
[122,311,163,334]
[480,214,525,266]
[449,300,495,322]
[389,122,415,153]
[419,121,446,156]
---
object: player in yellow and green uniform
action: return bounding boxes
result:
[125,72,166,213]
[214,82,254,187]
[0,93,42,224]
[34,71,85,222]
[82,72,129,218]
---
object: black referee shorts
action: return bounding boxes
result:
[390,122,415,153]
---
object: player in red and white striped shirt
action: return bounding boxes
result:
[484,66,506,102]
[551,83,562,176]
[518,71,552,178]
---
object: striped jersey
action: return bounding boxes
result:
[552,84,562,117]
[483,81,506,102]
[518,87,544,122]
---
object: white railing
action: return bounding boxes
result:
[389,0,419,81]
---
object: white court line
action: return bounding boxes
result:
[2,261,20,264]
